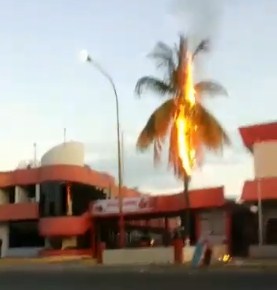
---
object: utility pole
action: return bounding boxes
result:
[257,177,263,246]
[255,142,263,246]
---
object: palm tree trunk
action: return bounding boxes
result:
[182,176,191,244]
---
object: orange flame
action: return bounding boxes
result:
[175,53,196,176]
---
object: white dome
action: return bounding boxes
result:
[41,141,85,167]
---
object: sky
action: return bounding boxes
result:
[0,0,276,197]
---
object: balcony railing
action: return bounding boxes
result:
[38,212,91,237]
[0,202,39,222]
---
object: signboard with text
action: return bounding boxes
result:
[92,197,153,215]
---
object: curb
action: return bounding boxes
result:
[0,256,94,266]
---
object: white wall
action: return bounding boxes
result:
[254,141,277,178]
[0,224,9,257]
[41,142,84,167]
[15,186,29,203]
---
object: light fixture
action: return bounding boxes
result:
[79,49,91,62]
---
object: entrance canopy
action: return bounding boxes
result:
[241,177,277,202]
[239,122,277,151]
[91,186,225,220]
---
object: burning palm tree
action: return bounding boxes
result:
[135,35,230,243]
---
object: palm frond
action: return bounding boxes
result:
[135,76,174,97]
[148,42,175,67]
[137,99,176,162]
[148,41,177,85]
[192,39,209,59]
[194,104,231,152]
[194,80,228,98]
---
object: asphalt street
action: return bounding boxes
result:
[0,265,276,290]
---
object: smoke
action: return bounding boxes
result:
[170,0,224,46]
[170,0,225,80]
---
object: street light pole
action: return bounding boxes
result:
[254,142,263,246]
[80,50,125,248]
[257,177,263,246]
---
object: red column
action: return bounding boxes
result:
[145,219,150,228]
[97,242,106,264]
[174,238,184,264]
[165,217,169,231]
[118,215,125,248]
[164,217,170,247]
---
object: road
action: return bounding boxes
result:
[0,265,276,290]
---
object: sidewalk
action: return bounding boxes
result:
[226,258,277,268]
[0,257,277,270]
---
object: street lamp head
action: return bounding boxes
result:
[250,205,258,214]
[79,49,91,62]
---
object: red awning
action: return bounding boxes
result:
[241,177,277,202]
[91,186,225,219]
[239,121,277,150]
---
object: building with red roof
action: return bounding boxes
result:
[0,121,275,261]
[0,141,229,259]
[237,121,277,257]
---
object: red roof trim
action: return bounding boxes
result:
[0,165,115,189]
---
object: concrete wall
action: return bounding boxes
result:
[249,245,277,259]
[103,244,228,265]
[41,141,84,167]
[5,247,42,258]
[183,245,228,263]
[254,141,277,178]
[103,247,173,265]
[198,209,226,243]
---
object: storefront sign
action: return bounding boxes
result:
[92,197,153,215]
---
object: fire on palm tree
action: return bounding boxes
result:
[135,35,230,245]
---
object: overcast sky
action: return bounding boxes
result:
[0,0,276,197]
